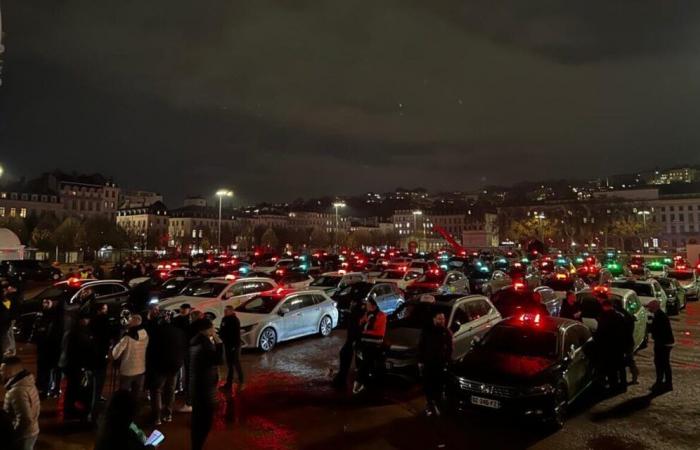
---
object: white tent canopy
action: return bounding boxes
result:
[0,228,25,260]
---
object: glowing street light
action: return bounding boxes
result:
[0,164,4,178]
[333,201,346,233]
[216,189,234,250]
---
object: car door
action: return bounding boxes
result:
[562,324,593,399]
[452,298,494,359]
[279,295,305,339]
[624,294,646,350]
[651,280,668,311]
[299,294,325,335]
[449,301,473,359]
[91,283,129,315]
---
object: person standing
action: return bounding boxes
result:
[189,318,223,450]
[91,303,116,404]
[219,306,244,392]
[613,299,639,386]
[559,291,581,321]
[418,311,453,416]
[94,390,155,450]
[32,299,63,399]
[172,304,193,411]
[593,299,626,392]
[111,315,149,394]
[648,299,674,393]
[2,356,40,450]
[0,283,19,357]
[332,297,365,389]
[353,298,387,394]
[63,312,98,420]
[146,311,185,425]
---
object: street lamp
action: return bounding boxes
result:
[216,189,234,250]
[0,164,4,179]
[333,202,346,232]
[412,210,423,248]
[533,211,546,242]
[637,210,651,248]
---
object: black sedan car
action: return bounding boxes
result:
[0,259,62,284]
[654,276,687,315]
[447,315,594,428]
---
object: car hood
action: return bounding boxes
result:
[385,326,421,350]
[453,350,555,386]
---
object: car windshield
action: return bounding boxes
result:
[236,295,281,314]
[656,279,673,289]
[392,301,452,329]
[33,284,75,301]
[482,325,558,359]
[310,276,340,287]
[189,282,228,298]
[668,271,694,281]
[417,272,444,283]
[611,282,654,297]
[336,283,372,298]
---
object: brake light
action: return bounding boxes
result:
[594,285,609,295]
[555,273,567,280]
[399,266,407,272]
[631,264,639,269]
[159,271,168,278]
[276,269,285,276]
[67,277,82,286]
[513,262,522,268]
[513,281,525,291]
[678,265,687,270]
[172,262,179,266]
[225,274,236,281]
[165,264,172,270]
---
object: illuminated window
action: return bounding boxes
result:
[192,230,197,238]
[0,207,4,216]
[20,208,27,218]
[10,208,16,217]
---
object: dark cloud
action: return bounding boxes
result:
[1,1,700,203]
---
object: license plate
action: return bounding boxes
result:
[471,396,500,409]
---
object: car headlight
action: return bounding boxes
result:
[241,324,257,334]
[523,383,555,396]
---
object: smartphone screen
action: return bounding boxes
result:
[145,430,165,446]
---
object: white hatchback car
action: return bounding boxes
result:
[158,277,278,325]
[235,289,339,351]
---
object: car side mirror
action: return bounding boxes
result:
[279,307,290,316]
[450,321,461,333]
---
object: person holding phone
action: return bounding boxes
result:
[189,318,223,450]
[95,390,160,450]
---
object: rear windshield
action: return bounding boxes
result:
[611,282,653,297]
[392,302,452,329]
[667,271,694,281]
[482,325,558,359]
[236,295,281,314]
[380,271,404,280]
[189,282,228,298]
[310,276,341,287]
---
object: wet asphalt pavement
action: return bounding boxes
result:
[14,300,700,450]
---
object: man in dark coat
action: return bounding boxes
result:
[189,318,223,450]
[63,312,98,420]
[648,299,674,392]
[172,304,193,410]
[594,299,626,391]
[90,303,116,404]
[418,311,453,416]
[32,299,63,398]
[559,291,581,321]
[613,299,639,387]
[332,297,365,388]
[146,308,185,425]
[219,306,243,391]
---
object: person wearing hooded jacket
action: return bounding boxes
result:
[112,314,149,395]
[2,356,40,450]
[418,311,453,416]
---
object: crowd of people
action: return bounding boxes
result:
[0,266,245,450]
[0,270,680,449]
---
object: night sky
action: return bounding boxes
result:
[2,1,700,205]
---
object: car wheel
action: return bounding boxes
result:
[319,316,333,337]
[259,327,277,352]
[546,384,568,430]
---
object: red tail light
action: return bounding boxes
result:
[555,273,567,280]
[513,281,525,291]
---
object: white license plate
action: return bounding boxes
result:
[471,395,501,409]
